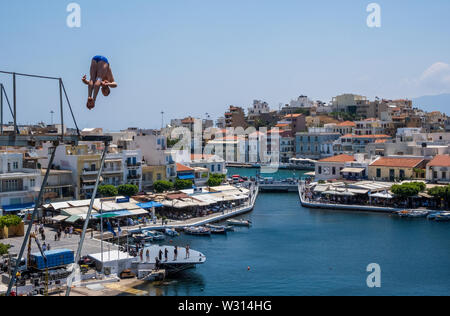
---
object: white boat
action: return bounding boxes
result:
[144,231,166,241]
[227,219,252,227]
[395,210,429,218]
[184,226,211,236]
[165,228,180,237]
[435,212,450,222]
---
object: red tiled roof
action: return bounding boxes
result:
[176,163,194,172]
[337,121,356,127]
[284,114,303,119]
[428,155,450,167]
[370,157,424,168]
[319,154,355,163]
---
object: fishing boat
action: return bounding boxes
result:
[227,219,252,227]
[184,226,211,236]
[435,212,450,222]
[144,230,166,241]
[165,228,180,237]
[205,225,227,235]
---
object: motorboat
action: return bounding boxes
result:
[435,212,450,222]
[395,210,429,218]
[144,230,166,241]
[133,233,154,243]
[427,212,443,220]
[165,228,180,237]
[205,224,227,235]
[227,219,252,227]
[184,226,211,236]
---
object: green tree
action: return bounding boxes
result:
[174,179,193,190]
[0,215,22,228]
[97,185,118,197]
[207,173,226,187]
[0,243,10,255]
[391,182,425,198]
[117,184,139,197]
[153,180,174,193]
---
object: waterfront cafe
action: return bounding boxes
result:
[43,197,151,228]
[311,181,394,206]
[154,185,251,220]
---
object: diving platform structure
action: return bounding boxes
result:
[0,70,112,296]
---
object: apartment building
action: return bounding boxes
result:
[334,134,392,155]
[225,106,247,129]
[0,152,42,211]
[296,132,341,160]
[280,131,296,164]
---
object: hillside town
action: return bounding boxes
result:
[1,93,450,215]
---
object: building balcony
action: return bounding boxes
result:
[127,174,142,180]
[126,162,142,168]
[102,168,123,174]
[82,169,99,175]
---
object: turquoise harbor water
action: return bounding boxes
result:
[138,168,450,296]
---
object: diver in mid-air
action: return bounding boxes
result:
[82,55,117,110]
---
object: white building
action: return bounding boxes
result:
[0,152,42,211]
[290,95,314,108]
[248,100,271,116]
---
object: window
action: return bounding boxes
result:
[30,179,36,188]
[434,171,438,179]
[399,170,405,179]
[218,164,221,172]
[332,167,336,175]
[376,169,381,178]
[211,165,215,172]
[13,162,19,169]
[318,166,322,174]
[442,172,447,179]
[157,173,162,181]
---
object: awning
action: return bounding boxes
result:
[178,174,195,180]
[51,215,69,222]
[137,201,164,209]
[341,168,365,173]
[65,215,82,223]
[322,191,355,196]
[94,213,119,219]
[369,192,393,199]
[2,203,35,212]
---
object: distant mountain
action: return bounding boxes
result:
[413,94,450,115]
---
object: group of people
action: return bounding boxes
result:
[138,245,191,267]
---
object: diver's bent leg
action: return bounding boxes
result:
[93,80,102,102]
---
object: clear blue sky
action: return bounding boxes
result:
[1,0,450,130]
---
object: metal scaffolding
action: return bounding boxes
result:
[1,70,112,296]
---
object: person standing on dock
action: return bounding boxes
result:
[146,249,150,262]
[164,248,168,262]
[174,246,178,261]
[159,249,163,261]
[140,249,144,262]
[185,245,190,259]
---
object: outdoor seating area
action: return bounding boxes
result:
[303,181,442,210]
